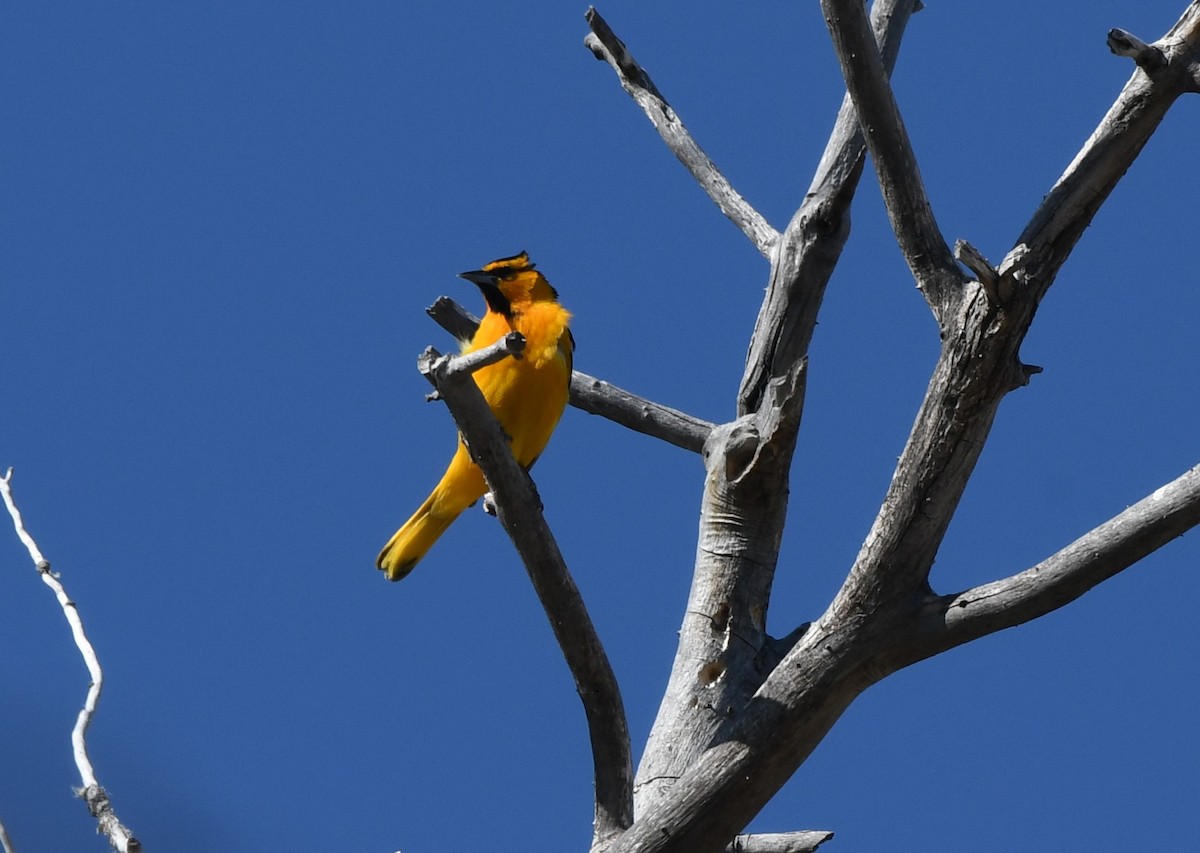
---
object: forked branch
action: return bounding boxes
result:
[626,1,922,848]
[826,0,1200,618]
[418,342,634,844]
[907,463,1200,660]
[603,4,1200,852]
[738,0,921,415]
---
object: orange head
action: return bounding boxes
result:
[458,251,560,317]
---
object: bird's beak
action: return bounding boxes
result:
[458,269,512,317]
[458,269,498,287]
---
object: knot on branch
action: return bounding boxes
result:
[79,784,141,852]
[712,420,760,483]
[996,242,1037,298]
[708,358,806,488]
[801,204,846,239]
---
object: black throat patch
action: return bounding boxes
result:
[476,279,513,319]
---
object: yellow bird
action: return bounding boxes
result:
[377,252,574,580]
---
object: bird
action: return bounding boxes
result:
[376,251,574,580]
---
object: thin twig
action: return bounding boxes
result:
[426,296,715,453]
[419,346,634,845]
[584,7,779,257]
[820,0,965,321]
[0,818,16,853]
[0,469,141,853]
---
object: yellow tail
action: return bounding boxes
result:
[376,495,456,581]
[376,444,486,580]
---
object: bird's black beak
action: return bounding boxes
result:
[458,269,497,288]
[458,269,512,317]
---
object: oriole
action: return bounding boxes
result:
[377,252,574,580]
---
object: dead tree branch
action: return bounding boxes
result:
[1008,2,1200,301]
[1107,27,1167,70]
[815,0,1200,634]
[738,0,921,415]
[424,294,482,343]
[953,240,1000,305]
[418,342,634,845]
[426,295,715,453]
[570,372,714,454]
[633,0,922,828]
[906,462,1200,660]
[820,0,965,322]
[730,831,834,853]
[1,469,142,853]
[584,7,779,257]
[597,3,1200,852]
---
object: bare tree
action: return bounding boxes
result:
[5,3,1196,851]
[421,2,1200,852]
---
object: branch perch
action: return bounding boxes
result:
[418,344,634,845]
[426,296,715,453]
[584,7,779,257]
[1,469,142,853]
[570,373,713,454]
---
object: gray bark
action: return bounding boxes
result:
[425,3,1200,851]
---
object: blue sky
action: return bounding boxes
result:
[2,2,1198,851]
